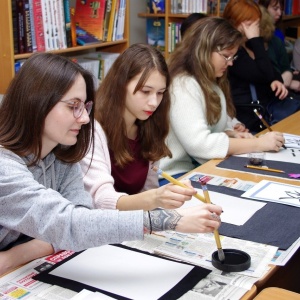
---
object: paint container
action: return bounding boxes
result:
[211,249,251,272]
[247,152,266,167]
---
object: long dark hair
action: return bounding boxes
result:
[0,52,95,165]
[95,43,171,167]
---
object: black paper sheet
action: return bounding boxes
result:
[192,181,300,250]
[217,156,299,180]
[34,244,211,300]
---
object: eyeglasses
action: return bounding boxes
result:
[217,52,238,62]
[60,99,93,119]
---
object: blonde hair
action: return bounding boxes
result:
[259,5,275,42]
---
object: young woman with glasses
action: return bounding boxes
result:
[159,17,285,182]
[0,52,222,275]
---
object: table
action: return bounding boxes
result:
[253,287,300,300]
[190,110,300,186]
[183,111,300,298]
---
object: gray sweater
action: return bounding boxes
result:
[0,148,143,252]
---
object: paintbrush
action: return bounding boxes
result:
[152,166,225,262]
[253,109,287,149]
[200,181,225,263]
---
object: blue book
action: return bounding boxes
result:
[146,18,165,52]
[147,0,165,14]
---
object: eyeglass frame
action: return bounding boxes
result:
[217,51,238,62]
[60,98,93,119]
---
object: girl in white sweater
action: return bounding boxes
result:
[160,17,285,180]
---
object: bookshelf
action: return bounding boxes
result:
[138,0,300,58]
[138,0,221,58]
[0,0,130,95]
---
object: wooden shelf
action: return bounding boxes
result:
[0,0,130,94]
[138,0,222,58]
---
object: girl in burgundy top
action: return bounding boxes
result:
[80,43,211,212]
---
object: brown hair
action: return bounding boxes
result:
[0,52,95,165]
[223,0,262,29]
[95,43,171,167]
[258,0,283,24]
[258,0,283,10]
[168,17,243,124]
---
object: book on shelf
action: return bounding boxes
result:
[48,0,59,50]
[284,0,292,15]
[28,0,37,52]
[40,0,52,50]
[12,0,19,54]
[23,0,33,53]
[219,0,229,13]
[115,0,126,40]
[103,0,112,41]
[80,52,120,82]
[147,0,165,14]
[76,25,101,45]
[70,7,77,47]
[32,0,46,51]
[15,0,30,53]
[292,0,300,15]
[112,0,120,41]
[146,18,165,53]
[74,0,106,41]
[106,0,118,42]
[168,22,181,54]
[55,0,67,50]
[63,0,72,47]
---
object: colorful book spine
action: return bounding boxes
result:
[32,0,45,52]
[75,0,106,41]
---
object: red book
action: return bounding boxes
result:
[32,0,45,52]
[292,0,300,15]
[74,0,106,41]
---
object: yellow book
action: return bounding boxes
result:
[106,0,117,42]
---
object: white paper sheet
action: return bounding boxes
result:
[284,133,300,149]
[241,180,300,208]
[182,189,266,226]
[235,133,300,164]
[50,245,195,300]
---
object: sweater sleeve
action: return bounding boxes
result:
[80,121,127,209]
[169,76,229,162]
[0,149,143,252]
